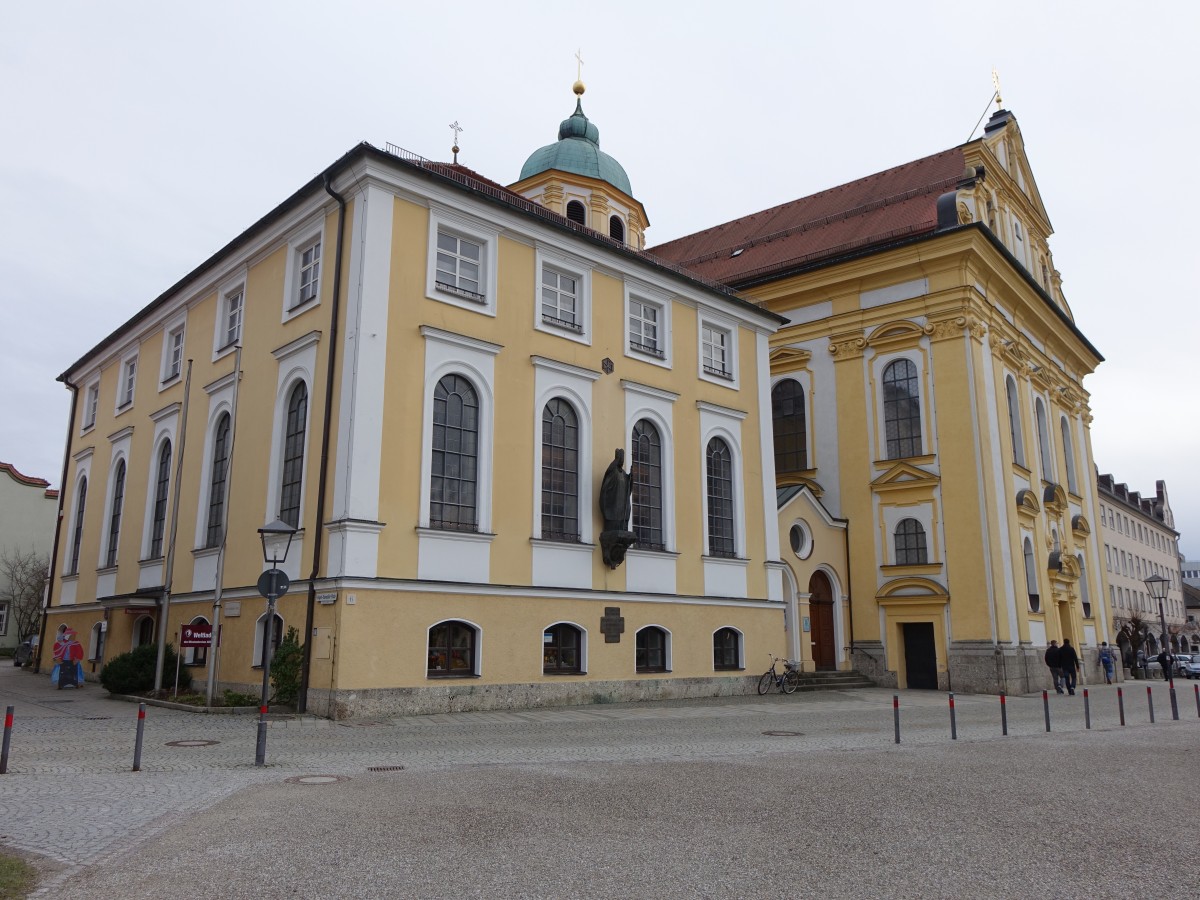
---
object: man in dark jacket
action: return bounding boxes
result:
[1045,640,1064,694]
[1157,649,1172,681]
[1059,638,1080,695]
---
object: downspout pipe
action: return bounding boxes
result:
[843,518,854,667]
[298,174,346,713]
[37,380,79,673]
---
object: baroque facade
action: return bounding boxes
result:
[41,86,791,716]
[653,107,1110,693]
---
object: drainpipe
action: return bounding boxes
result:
[37,380,79,673]
[297,174,346,713]
[843,518,854,666]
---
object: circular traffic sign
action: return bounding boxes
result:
[257,568,290,599]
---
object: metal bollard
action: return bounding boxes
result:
[1118,687,1125,726]
[893,694,900,744]
[1195,684,1199,718]
[132,702,146,772]
[1,706,13,774]
[1146,685,1155,724]
[949,692,957,740]
[1000,692,1008,736]
[1083,689,1091,729]
[1043,690,1051,732]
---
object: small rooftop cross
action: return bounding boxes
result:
[992,67,1003,108]
[449,120,463,163]
[575,48,584,80]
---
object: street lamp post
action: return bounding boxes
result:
[255,519,296,766]
[1144,573,1178,721]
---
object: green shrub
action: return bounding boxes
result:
[270,627,303,707]
[99,643,191,695]
[221,689,259,707]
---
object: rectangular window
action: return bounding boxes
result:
[541,268,580,330]
[629,299,662,357]
[165,327,184,381]
[223,289,244,348]
[296,242,320,308]
[0,603,7,636]
[119,359,137,408]
[435,232,484,301]
[84,384,99,428]
[702,325,730,378]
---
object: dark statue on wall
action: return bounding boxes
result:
[599,448,637,568]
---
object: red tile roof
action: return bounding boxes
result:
[649,148,967,284]
[1,461,57,498]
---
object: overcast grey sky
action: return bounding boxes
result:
[3,1,1197,556]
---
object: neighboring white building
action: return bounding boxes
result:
[1097,474,1187,656]
[1181,557,1200,589]
[0,462,58,651]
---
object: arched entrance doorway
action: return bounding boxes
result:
[809,571,836,671]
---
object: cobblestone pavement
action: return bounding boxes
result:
[3,663,1198,897]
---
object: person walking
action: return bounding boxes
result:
[1098,641,1116,685]
[1060,638,1080,695]
[1045,640,1064,694]
[1157,648,1172,681]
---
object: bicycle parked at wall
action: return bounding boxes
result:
[758,655,801,695]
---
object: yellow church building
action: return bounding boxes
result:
[654,105,1110,693]
[41,84,796,716]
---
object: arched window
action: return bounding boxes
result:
[636,626,668,673]
[150,441,172,559]
[609,215,625,243]
[1024,537,1040,612]
[894,519,928,565]
[205,413,231,548]
[88,622,106,662]
[771,380,808,474]
[280,382,308,528]
[69,476,87,575]
[427,620,476,677]
[253,612,284,668]
[706,438,735,558]
[882,359,922,459]
[631,419,663,549]
[713,627,741,671]
[134,615,156,648]
[1035,398,1051,482]
[541,399,579,541]
[106,461,125,568]
[1005,376,1025,468]
[185,616,210,667]
[431,374,479,531]
[543,623,582,675]
[566,200,586,225]
[1077,555,1091,619]
[1060,416,1078,494]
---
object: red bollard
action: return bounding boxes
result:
[0,706,13,774]
[1117,686,1125,726]
[1000,693,1008,736]
[949,692,957,740]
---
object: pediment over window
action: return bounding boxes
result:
[777,475,823,498]
[1015,488,1041,517]
[1070,514,1091,537]
[876,576,949,605]
[769,346,812,374]
[871,462,939,496]
[866,320,925,350]
[1043,483,1067,513]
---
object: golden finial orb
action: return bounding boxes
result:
[573,78,586,97]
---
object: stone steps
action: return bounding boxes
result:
[789,670,875,691]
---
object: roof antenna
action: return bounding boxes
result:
[965,68,1002,143]
[449,120,462,164]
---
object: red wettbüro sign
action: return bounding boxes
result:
[180,625,213,648]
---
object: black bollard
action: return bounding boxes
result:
[132,702,146,772]
[1043,690,1051,732]
[1118,686,1125,726]
[1000,692,1008,736]
[1083,689,1091,729]
[949,692,957,740]
[893,694,900,744]
[1146,685,1155,724]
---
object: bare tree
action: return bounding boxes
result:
[0,548,50,641]
[1115,613,1151,668]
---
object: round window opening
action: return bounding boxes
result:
[789,522,813,560]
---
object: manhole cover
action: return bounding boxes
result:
[165,739,221,747]
[42,699,73,704]
[338,721,388,727]
[367,765,406,772]
[285,775,349,785]
[762,730,804,737]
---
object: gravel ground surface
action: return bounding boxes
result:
[3,664,1197,898]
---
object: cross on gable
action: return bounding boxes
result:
[600,606,624,643]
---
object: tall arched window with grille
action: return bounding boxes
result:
[771,380,808,474]
[894,518,928,565]
[1060,416,1078,494]
[1005,376,1025,467]
[631,419,663,549]
[609,215,625,243]
[1024,537,1040,612]
[882,359,922,459]
[541,399,579,541]
[431,374,479,531]
[1035,398,1052,482]
[69,477,87,575]
[566,200,586,226]
[149,442,172,559]
[106,461,125,568]
[706,438,735,557]
[279,382,308,528]
[205,413,231,548]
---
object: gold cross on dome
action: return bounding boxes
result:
[992,68,1003,108]
[449,120,463,146]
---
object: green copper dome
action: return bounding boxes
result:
[518,99,633,196]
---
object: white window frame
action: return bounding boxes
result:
[0,602,7,636]
[160,316,186,386]
[426,208,499,317]
[697,402,748,560]
[624,282,672,369]
[216,280,245,355]
[698,313,738,388]
[116,352,138,412]
[534,247,591,344]
[82,380,100,431]
[531,357,598,544]
[264,331,319,563]
[281,222,325,321]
